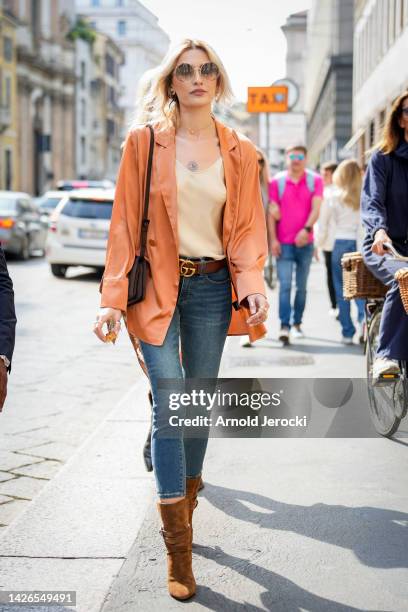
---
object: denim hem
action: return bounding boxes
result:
[186,472,202,479]
[158,491,186,499]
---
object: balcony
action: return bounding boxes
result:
[0,106,12,131]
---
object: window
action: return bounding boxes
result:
[5,76,11,108]
[80,137,86,165]
[107,85,116,106]
[3,37,12,62]
[62,198,113,220]
[91,0,100,7]
[105,53,115,76]
[116,0,125,5]
[4,150,12,191]
[80,61,86,89]
[117,20,126,36]
[81,99,86,128]
[106,118,115,140]
[369,120,375,147]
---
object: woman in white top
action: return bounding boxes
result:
[317,159,365,344]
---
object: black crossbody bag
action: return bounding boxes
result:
[127,124,155,306]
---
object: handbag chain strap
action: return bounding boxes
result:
[139,124,154,259]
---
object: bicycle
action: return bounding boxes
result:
[365,242,408,437]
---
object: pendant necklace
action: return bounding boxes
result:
[183,121,214,172]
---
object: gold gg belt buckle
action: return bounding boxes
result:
[179,258,196,277]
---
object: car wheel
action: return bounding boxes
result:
[19,236,30,261]
[51,264,68,278]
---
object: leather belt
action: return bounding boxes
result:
[178,256,228,277]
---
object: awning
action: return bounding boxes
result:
[343,127,365,150]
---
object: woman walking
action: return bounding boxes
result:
[361,91,408,382]
[317,159,365,344]
[93,39,269,600]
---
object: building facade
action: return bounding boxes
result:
[0,3,19,190]
[258,10,308,172]
[75,0,169,132]
[74,35,94,180]
[4,0,77,195]
[304,0,354,166]
[350,0,408,164]
[90,29,124,180]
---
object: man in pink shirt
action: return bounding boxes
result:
[267,145,323,344]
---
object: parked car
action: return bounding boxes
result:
[46,188,114,277]
[35,190,66,216]
[0,191,48,259]
[56,179,114,191]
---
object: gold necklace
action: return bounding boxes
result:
[183,121,214,138]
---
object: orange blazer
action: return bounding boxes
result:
[100,117,268,344]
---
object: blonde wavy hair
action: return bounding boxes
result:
[128,38,234,132]
[255,146,270,189]
[332,159,362,211]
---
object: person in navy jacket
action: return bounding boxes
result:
[0,245,16,411]
[361,91,408,382]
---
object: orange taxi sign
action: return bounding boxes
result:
[247,86,288,113]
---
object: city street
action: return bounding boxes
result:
[0,256,407,611]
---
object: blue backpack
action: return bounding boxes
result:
[276,169,317,201]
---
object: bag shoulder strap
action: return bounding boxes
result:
[277,171,287,201]
[139,124,154,259]
[305,169,316,193]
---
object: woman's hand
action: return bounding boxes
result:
[93,307,122,343]
[245,294,269,326]
[372,229,392,255]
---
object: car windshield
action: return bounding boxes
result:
[61,198,113,220]
[38,197,63,210]
[0,198,17,213]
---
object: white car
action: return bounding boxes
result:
[46,188,114,277]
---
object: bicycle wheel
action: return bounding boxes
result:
[366,310,405,437]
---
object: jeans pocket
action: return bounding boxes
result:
[204,266,231,284]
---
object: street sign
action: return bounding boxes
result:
[272,78,299,111]
[247,86,288,113]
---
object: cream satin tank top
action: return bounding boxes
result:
[176,157,227,260]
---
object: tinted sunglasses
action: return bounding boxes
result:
[288,153,305,161]
[401,108,408,116]
[257,158,265,165]
[174,62,220,82]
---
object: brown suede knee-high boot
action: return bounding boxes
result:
[157,498,196,600]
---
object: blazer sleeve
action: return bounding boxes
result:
[360,150,389,241]
[100,132,139,312]
[228,141,268,305]
[0,246,16,373]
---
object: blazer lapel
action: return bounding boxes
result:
[154,126,178,246]
[214,118,240,250]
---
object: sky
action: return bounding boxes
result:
[141,0,312,103]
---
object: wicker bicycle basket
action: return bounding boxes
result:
[341,251,388,299]
[394,268,408,314]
